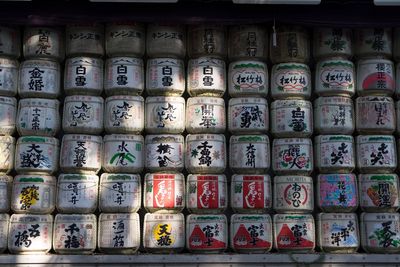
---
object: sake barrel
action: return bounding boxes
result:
[317,173,358,213]
[66,24,104,57]
[104,57,144,96]
[105,22,145,57]
[0,213,9,253]
[0,96,16,136]
[313,27,353,59]
[53,213,97,254]
[230,214,273,253]
[143,213,185,253]
[188,24,227,59]
[59,134,102,174]
[0,136,15,174]
[317,212,359,253]
[102,134,144,173]
[0,25,20,58]
[17,98,60,137]
[273,214,315,252]
[0,175,12,212]
[0,57,18,96]
[8,214,53,254]
[355,28,392,58]
[23,26,64,61]
[99,173,141,213]
[56,174,99,214]
[146,24,186,59]
[98,213,140,254]
[19,59,61,99]
[15,136,59,175]
[231,174,272,213]
[186,214,228,253]
[11,174,55,214]
[186,174,227,214]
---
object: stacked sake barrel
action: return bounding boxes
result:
[142,24,186,253]
[269,25,315,252]
[0,25,20,254]
[227,25,273,253]
[9,26,64,254]
[184,25,229,253]
[98,22,146,254]
[354,28,400,253]
[313,27,359,253]
[56,24,105,254]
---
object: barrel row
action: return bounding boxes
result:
[4,24,400,61]
[1,212,400,254]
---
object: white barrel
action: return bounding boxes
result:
[56,174,99,214]
[144,173,185,213]
[0,213,9,253]
[315,58,355,97]
[19,59,61,99]
[356,96,395,134]
[60,134,102,174]
[64,57,104,96]
[357,58,395,96]
[229,135,270,174]
[11,174,55,214]
[0,57,18,96]
[230,214,273,253]
[355,28,392,58]
[186,97,226,134]
[271,62,311,100]
[0,175,12,213]
[356,135,397,173]
[146,24,186,59]
[99,173,141,213]
[317,213,359,253]
[186,174,227,214]
[314,96,354,135]
[187,57,226,97]
[66,24,104,57]
[15,136,59,175]
[98,213,140,254]
[273,175,313,213]
[105,22,145,57]
[104,95,144,134]
[0,25,20,58]
[272,138,313,175]
[23,27,64,61]
[145,134,184,172]
[313,27,353,59]
[361,212,400,253]
[145,96,185,134]
[0,96,16,136]
[228,24,268,61]
[62,95,104,134]
[17,98,60,137]
[359,173,399,212]
[270,99,313,138]
[273,214,315,252]
[143,213,185,253]
[185,134,226,174]
[228,97,269,134]
[317,173,358,213]
[8,214,53,254]
[270,25,310,64]
[395,63,400,98]
[314,135,355,173]
[188,25,227,59]
[104,57,144,96]
[102,134,144,173]
[228,60,268,97]
[186,214,227,253]
[146,58,185,96]
[53,214,97,254]
[231,174,271,213]
[0,136,15,174]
